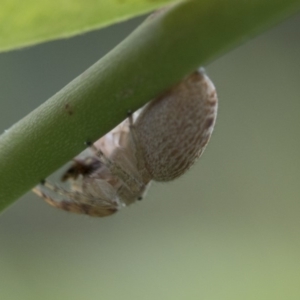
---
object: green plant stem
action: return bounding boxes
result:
[0,0,299,213]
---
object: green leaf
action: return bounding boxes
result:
[0,0,300,213]
[0,0,173,52]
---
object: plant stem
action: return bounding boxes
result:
[0,0,299,213]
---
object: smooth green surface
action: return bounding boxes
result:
[0,0,300,212]
[0,10,300,300]
[0,0,172,52]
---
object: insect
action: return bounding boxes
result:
[32,69,218,217]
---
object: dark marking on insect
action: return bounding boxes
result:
[61,158,102,181]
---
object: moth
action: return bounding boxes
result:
[33,69,218,217]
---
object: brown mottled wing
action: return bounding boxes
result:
[134,70,218,181]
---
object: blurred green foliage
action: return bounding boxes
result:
[0,0,172,52]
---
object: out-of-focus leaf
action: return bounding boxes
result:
[0,0,173,52]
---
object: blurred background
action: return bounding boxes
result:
[0,11,300,300]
